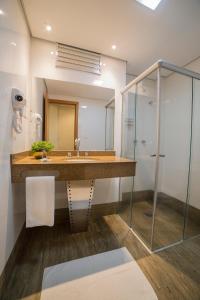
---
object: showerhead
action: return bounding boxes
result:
[148,99,156,105]
[148,100,154,105]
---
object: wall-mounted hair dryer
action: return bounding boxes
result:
[12,88,26,134]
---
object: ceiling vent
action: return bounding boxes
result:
[56,43,101,75]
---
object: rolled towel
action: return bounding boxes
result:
[26,176,55,228]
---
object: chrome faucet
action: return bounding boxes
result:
[75,138,80,157]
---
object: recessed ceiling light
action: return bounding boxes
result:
[10,42,17,46]
[45,24,52,32]
[81,105,87,109]
[50,51,54,55]
[136,0,162,10]
[0,9,4,15]
[112,45,116,50]
[93,79,103,86]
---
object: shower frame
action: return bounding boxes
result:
[121,60,200,252]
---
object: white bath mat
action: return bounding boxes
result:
[41,247,157,300]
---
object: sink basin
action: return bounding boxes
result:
[65,158,97,162]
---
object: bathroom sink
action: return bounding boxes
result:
[65,158,97,162]
[11,152,136,182]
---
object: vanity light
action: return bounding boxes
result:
[81,106,87,109]
[103,63,106,67]
[0,9,4,15]
[136,0,162,10]
[10,42,17,46]
[112,45,117,50]
[45,24,52,32]
[93,79,103,86]
[50,51,54,55]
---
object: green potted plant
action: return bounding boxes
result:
[31,141,54,159]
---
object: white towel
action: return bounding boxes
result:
[26,176,55,228]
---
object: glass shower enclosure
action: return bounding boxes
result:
[120,60,200,252]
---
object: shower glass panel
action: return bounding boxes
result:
[152,72,192,251]
[131,71,158,247]
[185,78,200,239]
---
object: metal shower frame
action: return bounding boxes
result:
[121,60,200,252]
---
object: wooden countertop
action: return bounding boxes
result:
[11,154,136,183]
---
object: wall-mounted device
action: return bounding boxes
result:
[31,112,42,125]
[12,88,26,134]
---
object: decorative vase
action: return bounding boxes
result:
[33,151,43,159]
[33,150,47,159]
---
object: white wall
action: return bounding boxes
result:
[0,0,30,275]
[48,94,107,150]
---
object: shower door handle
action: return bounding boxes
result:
[150,154,165,157]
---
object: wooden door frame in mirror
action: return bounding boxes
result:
[44,97,79,150]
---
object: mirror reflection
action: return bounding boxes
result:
[40,78,115,150]
[105,98,115,150]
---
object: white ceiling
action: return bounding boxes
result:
[23,0,200,74]
[45,79,114,101]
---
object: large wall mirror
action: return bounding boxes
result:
[39,78,115,151]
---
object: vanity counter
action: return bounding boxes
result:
[11,153,136,183]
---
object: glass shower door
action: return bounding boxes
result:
[152,72,193,251]
[131,71,158,248]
